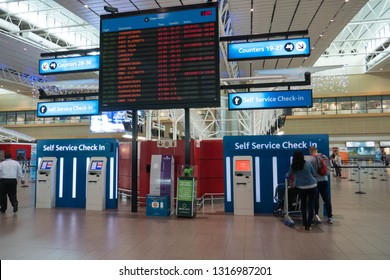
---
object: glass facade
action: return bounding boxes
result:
[292,95,390,116]
[0,111,90,125]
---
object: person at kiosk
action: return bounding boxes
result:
[0,153,25,213]
[286,150,317,231]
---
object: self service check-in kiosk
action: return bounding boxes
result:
[86,157,107,210]
[233,156,254,216]
[36,157,57,208]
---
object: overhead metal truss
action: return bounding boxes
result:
[0,67,44,88]
[0,126,36,143]
[325,0,390,67]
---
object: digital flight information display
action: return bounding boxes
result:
[99,3,220,111]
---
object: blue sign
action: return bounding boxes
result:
[228,38,310,61]
[228,89,312,110]
[101,6,217,32]
[37,100,99,117]
[39,55,99,75]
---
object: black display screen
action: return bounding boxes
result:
[99,3,219,111]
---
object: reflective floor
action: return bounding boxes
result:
[1,166,390,260]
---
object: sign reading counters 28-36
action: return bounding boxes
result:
[228,38,310,61]
[39,55,99,75]
[228,89,312,110]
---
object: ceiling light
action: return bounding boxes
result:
[84,5,88,8]
[251,8,254,12]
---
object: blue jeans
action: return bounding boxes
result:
[298,187,317,227]
[315,180,333,218]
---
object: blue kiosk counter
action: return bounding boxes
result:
[224,134,329,215]
[36,138,119,209]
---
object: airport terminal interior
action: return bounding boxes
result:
[1,0,390,260]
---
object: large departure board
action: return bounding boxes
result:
[99,3,219,111]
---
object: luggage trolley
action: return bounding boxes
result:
[274,178,301,227]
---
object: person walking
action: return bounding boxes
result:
[0,152,25,213]
[286,150,317,231]
[306,146,334,224]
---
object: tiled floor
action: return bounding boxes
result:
[1,166,390,260]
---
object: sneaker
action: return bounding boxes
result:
[314,214,322,223]
[328,217,334,224]
[13,202,18,213]
[305,225,312,231]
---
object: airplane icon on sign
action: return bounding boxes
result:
[284,43,294,52]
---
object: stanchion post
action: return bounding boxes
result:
[356,164,366,194]
[348,163,355,181]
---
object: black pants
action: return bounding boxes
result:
[0,178,18,212]
[298,187,317,227]
[334,163,342,176]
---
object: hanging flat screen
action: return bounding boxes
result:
[99,3,220,111]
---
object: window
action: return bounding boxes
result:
[16,112,26,124]
[0,112,6,124]
[25,111,35,124]
[6,112,16,124]
[321,98,337,115]
[382,96,390,113]
[308,99,321,115]
[351,96,367,114]
[367,96,382,113]
[292,107,308,116]
[338,97,352,114]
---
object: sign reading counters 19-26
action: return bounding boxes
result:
[99,3,219,111]
[228,38,310,61]
[228,90,313,110]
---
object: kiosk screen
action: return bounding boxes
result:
[90,160,103,171]
[235,159,251,172]
[40,160,53,170]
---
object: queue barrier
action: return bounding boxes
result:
[333,163,389,195]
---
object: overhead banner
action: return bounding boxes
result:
[228,38,310,61]
[39,55,99,75]
[37,100,99,117]
[228,89,312,110]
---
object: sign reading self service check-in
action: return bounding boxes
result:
[228,38,310,61]
[37,100,99,117]
[228,89,312,110]
[39,55,99,75]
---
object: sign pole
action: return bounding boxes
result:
[185,108,190,165]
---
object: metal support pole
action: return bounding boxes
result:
[185,108,190,165]
[131,109,138,212]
